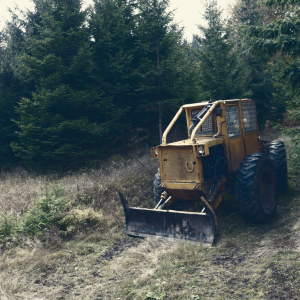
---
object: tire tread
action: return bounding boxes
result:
[236,153,277,223]
[269,141,288,194]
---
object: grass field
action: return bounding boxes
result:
[0,136,299,299]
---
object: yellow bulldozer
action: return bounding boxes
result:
[119,99,288,245]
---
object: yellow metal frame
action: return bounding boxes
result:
[157,98,260,208]
[162,107,184,145]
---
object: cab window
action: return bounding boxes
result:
[191,109,216,135]
[242,102,258,134]
[225,105,241,138]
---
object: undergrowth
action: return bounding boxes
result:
[0,213,19,240]
[0,149,158,245]
[0,184,105,243]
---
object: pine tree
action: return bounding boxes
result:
[195,0,245,101]
[247,0,300,170]
[0,42,22,167]
[89,0,137,153]
[229,0,285,126]
[11,0,110,168]
[135,0,198,144]
[0,7,36,168]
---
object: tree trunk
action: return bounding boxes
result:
[157,39,162,144]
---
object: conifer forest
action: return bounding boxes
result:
[0,0,299,170]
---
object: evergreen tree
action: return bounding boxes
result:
[0,39,22,167]
[0,7,36,168]
[135,0,199,143]
[247,0,300,170]
[194,0,245,101]
[89,0,137,153]
[229,0,284,126]
[11,0,110,168]
[245,0,300,100]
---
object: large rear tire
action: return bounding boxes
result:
[153,168,164,204]
[269,141,288,194]
[236,153,277,223]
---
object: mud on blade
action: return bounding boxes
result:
[119,192,216,245]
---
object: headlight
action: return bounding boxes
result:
[198,145,205,155]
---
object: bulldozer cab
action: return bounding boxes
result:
[184,99,260,173]
[155,99,260,178]
[150,99,260,201]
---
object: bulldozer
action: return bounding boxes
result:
[119,99,288,245]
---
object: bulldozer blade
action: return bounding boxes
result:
[119,192,216,246]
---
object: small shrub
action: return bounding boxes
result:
[59,208,103,236]
[20,185,104,241]
[22,185,71,239]
[0,213,19,240]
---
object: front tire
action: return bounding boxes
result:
[269,141,288,194]
[153,168,164,204]
[236,153,277,223]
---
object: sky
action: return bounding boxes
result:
[0,0,236,41]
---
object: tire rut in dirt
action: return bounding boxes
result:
[99,238,141,262]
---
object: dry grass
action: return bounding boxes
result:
[3,199,300,300]
[0,148,157,215]
[0,168,44,214]
[0,139,300,299]
[0,148,160,299]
